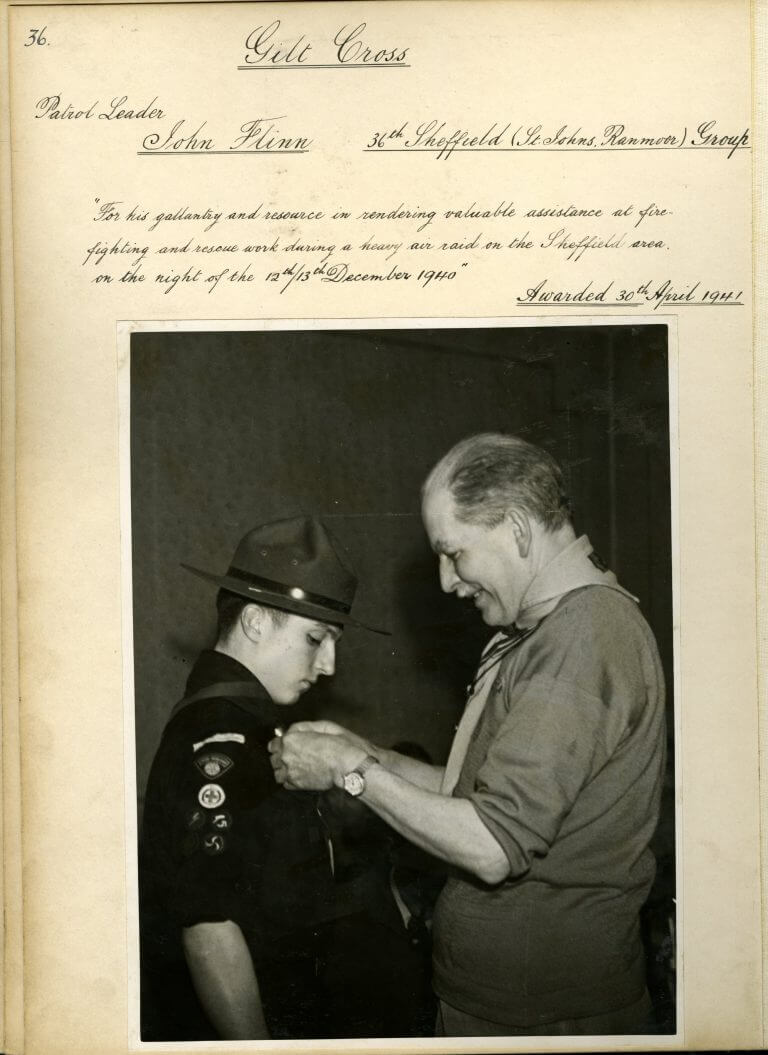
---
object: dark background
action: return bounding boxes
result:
[131,324,673,856]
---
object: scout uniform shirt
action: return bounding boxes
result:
[139,649,347,1040]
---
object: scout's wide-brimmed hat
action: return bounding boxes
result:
[182,516,388,634]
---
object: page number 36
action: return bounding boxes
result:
[24,26,49,46]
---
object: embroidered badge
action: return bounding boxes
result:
[192,732,245,753]
[210,810,233,831]
[202,833,226,855]
[194,752,234,779]
[186,808,206,831]
[198,783,226,809]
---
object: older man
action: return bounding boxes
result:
[271,434,666,1037]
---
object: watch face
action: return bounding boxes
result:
[343,771,365,797]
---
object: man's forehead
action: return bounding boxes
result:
[423,487,462,546]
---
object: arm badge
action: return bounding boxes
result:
[198,783,226,808]
[202,833,226,855]
[194,751,234,779]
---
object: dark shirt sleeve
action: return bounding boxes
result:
[143,722,275,931]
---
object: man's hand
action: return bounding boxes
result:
[288,719,349,736]
[288,719,374,755]
[268,729,366,790]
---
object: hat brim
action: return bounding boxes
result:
[181,564,390,635]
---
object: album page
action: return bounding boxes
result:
[1,1,763,1052]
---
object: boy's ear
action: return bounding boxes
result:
[240,603,265,642]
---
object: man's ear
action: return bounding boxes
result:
[505,508,532,557]
[240,603,265,643]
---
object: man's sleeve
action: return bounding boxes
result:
[466,669,629,877]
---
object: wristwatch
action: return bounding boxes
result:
[342,754,380,797]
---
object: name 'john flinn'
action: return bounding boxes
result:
[140,116,312,153]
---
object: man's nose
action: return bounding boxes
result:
[438,554,461,593]
[315,639,336,677]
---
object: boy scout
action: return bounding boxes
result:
[139,516,388,1040]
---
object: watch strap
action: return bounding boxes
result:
[353,753,380,777]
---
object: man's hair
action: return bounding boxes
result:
[423,432,572,530]
[215,588,288,639]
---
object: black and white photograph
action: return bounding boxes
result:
[123,321,677,1044]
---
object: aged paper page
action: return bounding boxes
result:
[1,1,24,1049]
[3,0,761,1052]
[755,0,768,1045]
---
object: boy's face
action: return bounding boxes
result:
[255,611,341,704]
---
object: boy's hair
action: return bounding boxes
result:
[215,588,288,640]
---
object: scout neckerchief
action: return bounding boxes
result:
[440,534,638,795]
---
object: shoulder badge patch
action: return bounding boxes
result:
[194,751,234,779]
[186,808,206,831]
[198,783,226,809]
[192,732,246,753]
[202,833,226,855]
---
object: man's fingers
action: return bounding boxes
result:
[289,720,345,735]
